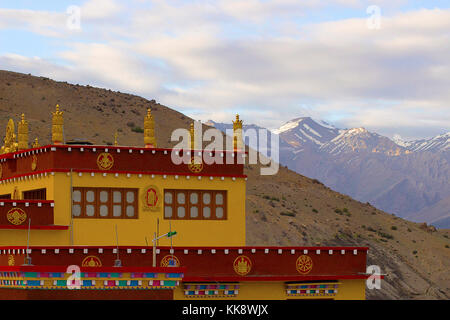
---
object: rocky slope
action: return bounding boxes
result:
[0,70,449,299]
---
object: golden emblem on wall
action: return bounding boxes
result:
[188,156,203,173]
[233,255,252,276]
[7,255,15,266]
[160,255,180,267]
[141,185,161,212]
[31,154,38,171]
[96,152,114,170]
[82,256,102,267]
[296,255,313,275]
[6,208,27,225]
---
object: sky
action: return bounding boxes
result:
[0,0,449,140]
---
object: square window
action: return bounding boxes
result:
[215,193,223,205]
[86,205,95,216]
[100,191,108,203]
[177,206,186,218]
[126,192,134,203]
[215,207,223,218]
[100,205,108,217]
[190,192,198,204]
[126,205,135,217]
[73,204,81,216]
[113,205,122,217]
[86,191,95,203]
[203,193,211,205]
[73,190,81,202]
[164,206,172,218]
[165,192,173,204]
[190,206,198,218]
[203,206,211,218]
[113,191,121,203]
[177,192,185,204]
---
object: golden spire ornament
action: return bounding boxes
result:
[51,104,64,145]
[0,119,18,154]
[18,113,29,150]
[144,108,157,148]
[32,137,40,148]
[232,114,243,151]
[114,131,118,146]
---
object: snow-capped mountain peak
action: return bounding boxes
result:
[321,127,405,156]
[272,118,306,134]
[393,132,449,153]
[273,117,340,148]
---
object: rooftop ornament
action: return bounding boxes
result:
[232,114,243,151]
[114,131,119,146]
[32,137,40,148]
[0,119,18,154]
[144,108,157,148]
[18,113,29,150]
[51,104,64,145]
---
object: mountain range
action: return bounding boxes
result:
[207,117,450,228]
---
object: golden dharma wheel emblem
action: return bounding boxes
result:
[296,255,313,274]
[82,256,102,267]
[188,156,203,173]
[96,152,114,170]
[31,154,38,171]
[8,255,15,266]
[160,255,180,267]
[233,255,252,276]
[6,208,27,226]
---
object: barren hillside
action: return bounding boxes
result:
[0,70,449,299]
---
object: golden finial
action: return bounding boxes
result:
[51,104,64,145]
[18,113,29,150]
[32,137,40,148]
[232,114,243,151]
[144,108,157,148]
[114,131,118,146]
[0,119,18,154]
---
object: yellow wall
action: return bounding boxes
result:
[173,279,366,300]
[0,173,55,202]
[335,279,366,300]
[0,173,68,245]
[0,172,246,247]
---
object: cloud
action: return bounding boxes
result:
[81,0,122,20]
[135,7,450,138]
[0,1,449,140]
[0,0,122,37]
[0,8,66,37]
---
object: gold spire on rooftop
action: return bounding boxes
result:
[32,137,40,148]
[51,104,64,145]
[0,119,18,154]
[232,114,243,151]
[114,131,118,146]
[18,113,29,150]
[144,108,157,148]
